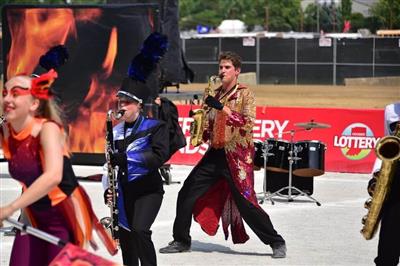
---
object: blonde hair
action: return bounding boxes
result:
[37,98,64,126]
[36,98,69,149]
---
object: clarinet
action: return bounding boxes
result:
[100,109,125,241]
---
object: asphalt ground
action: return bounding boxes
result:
[0,163,379,266]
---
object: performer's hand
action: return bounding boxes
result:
[103,189,112,205]
[222,106,232,117]
[110,152,126,168]
[0,205,15,227]
[205,96,223,111]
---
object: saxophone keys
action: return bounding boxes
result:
[364,198,373,209]
[361,215,368,225]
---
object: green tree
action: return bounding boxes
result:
[179,0,301,32]
[370,0,400,29]
[303,3,318,32]
[340,0,351,20]
[179,1,221,30]
[179,0,266,31]
[304,2,342,33]
[349,12,365,32]
[266,0,301,31]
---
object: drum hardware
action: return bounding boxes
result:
[263,130,322,206]
[258,138,276,205]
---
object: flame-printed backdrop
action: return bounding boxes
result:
[2,4,160,158]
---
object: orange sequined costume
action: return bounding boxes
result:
[1,118,116,266]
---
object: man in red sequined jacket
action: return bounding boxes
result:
[160,51,286,259]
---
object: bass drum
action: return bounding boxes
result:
[253,139,265,170]
[293,140,326,177]
[264,138,290,173]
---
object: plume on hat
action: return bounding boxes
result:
[127,32,168,82]
[39,45,69,71]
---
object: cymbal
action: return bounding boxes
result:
[295,121,331,129]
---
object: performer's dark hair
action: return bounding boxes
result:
[219,51,242,69]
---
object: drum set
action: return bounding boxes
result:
[254,120,330,205]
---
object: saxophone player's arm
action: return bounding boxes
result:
[225,88,256,130]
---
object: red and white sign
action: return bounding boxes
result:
[168,105,384,174]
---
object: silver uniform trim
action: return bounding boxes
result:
[117,91,143,104]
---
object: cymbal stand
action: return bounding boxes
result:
[264,130,321,206]
[259,139,275,205]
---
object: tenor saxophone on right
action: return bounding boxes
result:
[361,123,400,240]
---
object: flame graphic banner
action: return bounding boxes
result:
[2,4,160,162]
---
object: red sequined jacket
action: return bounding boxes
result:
[193,83,262,244]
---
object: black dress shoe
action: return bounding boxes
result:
[271,242,287,258]
[159,240,191,253]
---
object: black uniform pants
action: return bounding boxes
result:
[375,167,400,266]
[120,192,163,266]
[172,148,285,246]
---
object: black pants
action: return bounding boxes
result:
[375,167,400,266]
[172,148,285,246]
[120,192,163,266]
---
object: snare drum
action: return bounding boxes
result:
[264,138,290,173]
[293,140,326,177]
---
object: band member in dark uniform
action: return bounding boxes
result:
[159,51,286,258]
[369,102,400,266]
[103,77,170,266]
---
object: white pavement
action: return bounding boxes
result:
[0,162,379,266]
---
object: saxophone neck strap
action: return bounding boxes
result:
[218,83,239,102]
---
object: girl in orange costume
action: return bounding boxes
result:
[0,70,116,265]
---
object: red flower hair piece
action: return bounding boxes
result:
[30,69,58,100]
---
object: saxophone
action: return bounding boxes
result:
[189,75,219,147]
[361,123,400,240]
[100,109,125,241]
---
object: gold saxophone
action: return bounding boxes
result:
[100,109,125,242]
[361,123,400,240]
[189,75,219,147]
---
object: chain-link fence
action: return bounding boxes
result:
[182,36,400,85]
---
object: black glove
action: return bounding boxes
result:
[205,96,223,111]
[110,152,127,168]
